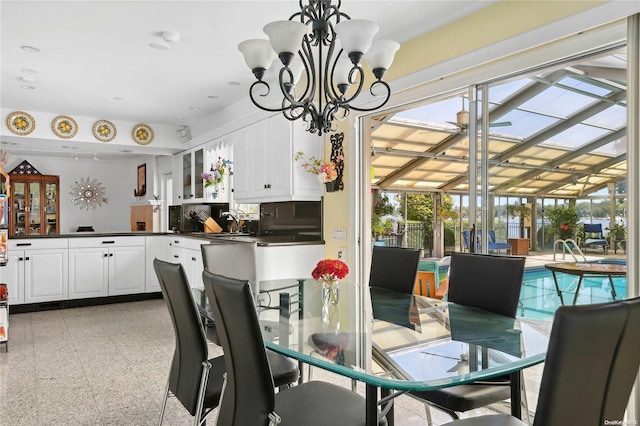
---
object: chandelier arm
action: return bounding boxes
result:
[345,80,392,112]
[332,65,365,105]
[278,66,307,109]
[249,80,297,114]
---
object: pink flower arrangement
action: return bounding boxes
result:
[294,151,339,183]
[201,157,230,188]
[312,259,349,281]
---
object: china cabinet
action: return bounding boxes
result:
[6,175,59,236]
[180,147,205,202]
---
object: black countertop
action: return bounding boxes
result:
[9,232,325,246]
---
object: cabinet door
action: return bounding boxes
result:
[24,248,68,303]
[108,246,146,296]
[233,120,270,201]
[183,248,204,289]
[145,236,166,292]
[193,148,204,200]
[68,248,108,299]
[266,116,293,197]
[2,251,24,304]
[43,177,59,235]
[28,181,42,235]
[182,151,193,200]
[11,181,26,236]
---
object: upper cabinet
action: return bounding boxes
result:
[203,138,232,203]
[233,116,323,203]
[180,147,205,202]
[7,174,59,236]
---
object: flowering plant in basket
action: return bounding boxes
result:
[294,151,338,183]
[312,259,349,282]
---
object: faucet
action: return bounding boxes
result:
[221,210,240,233]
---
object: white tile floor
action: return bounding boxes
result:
[0,300,543,426]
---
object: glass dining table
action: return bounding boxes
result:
[193,278,551,426]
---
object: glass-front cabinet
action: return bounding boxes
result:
[8,175,59,236]
[181,147,204,201]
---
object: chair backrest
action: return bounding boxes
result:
[461,231,470,250]
[533,297,640,426]
[488,230,498,243]
[584,222,604,237]
[446,252,525,318]
[201,240,258,281]
[202,270,274,426]
[153,258,209,416]
[369,246,420,294]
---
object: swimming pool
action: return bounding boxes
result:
[518,259,627,321]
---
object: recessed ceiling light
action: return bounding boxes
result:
[150,42,169,50]
[118,149,134,153]
[113,96,124,101]
[207,95,219,99]
[190,106,201,111]
[20,45,40,53]
[21,68,37,74]
[228,81,241,86]
[21,84,35,90]
[161,31,181,43]
[19,76,34,83]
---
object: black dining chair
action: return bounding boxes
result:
[154,258,225,426]
[442,296,640,426]
[200,243,300,388]
[369,246,420,294]
[202,270,377,426]
[409,252,526,425]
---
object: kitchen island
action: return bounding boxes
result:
[3,232,324,312]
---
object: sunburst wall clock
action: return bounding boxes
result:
[70,177,109,210]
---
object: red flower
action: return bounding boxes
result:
[559,224,569,231]
[312,259,349,281]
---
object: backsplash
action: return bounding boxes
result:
[259,201,322,240]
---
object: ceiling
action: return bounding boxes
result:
[0,1,492,129]
[370,48,629,199]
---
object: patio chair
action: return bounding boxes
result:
[487,230,512,255]
[461,231,480,252]
[582,223,609,254]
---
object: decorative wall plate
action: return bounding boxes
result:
[92,119,116,142]
[6,111,35,136]
[52,115,78,139]
[132,123,154,145]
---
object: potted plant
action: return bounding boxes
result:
[608,221,626,252]
[545,205,580,242]
[506,203,532,238]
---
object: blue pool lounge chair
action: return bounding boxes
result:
[582,223,609,254]
[488,230,512,254]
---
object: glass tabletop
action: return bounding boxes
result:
[193,279,550,392]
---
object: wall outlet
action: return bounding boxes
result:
[337,248,346,260]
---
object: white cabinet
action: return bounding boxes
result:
[233,115,323,203]
[4,239,69,305]
[256,244,324,281]
[68,237,145,298]
[145,235,167,293]
[166,237,206,289]
[175,146,205,203]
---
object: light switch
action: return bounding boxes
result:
[332,227,346,241]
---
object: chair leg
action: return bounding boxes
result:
[195,360,212,426]
[159,378,171,426]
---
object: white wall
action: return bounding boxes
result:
[4,153,168,233]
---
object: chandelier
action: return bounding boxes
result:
[238,0,400,135]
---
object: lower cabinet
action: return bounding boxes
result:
[4,239,69,305]
[68,237,145,299]
[167,237,206,289]
[145,235,168,293]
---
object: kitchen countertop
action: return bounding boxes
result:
[9,232,325,246]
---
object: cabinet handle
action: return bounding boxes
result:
[25,257,30,261]
[16,243,32,247]
[191,257,196,261]
[109,253,114,257]
[104,253,108,257]
[173,255,179,259]
[102,241,115,244]
[18,257,24,261]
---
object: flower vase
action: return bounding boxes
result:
[324,181,336,193]
[321,279,340,329]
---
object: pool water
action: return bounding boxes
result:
[517,259,627,321]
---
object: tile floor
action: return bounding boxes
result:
[0,299,544,426]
